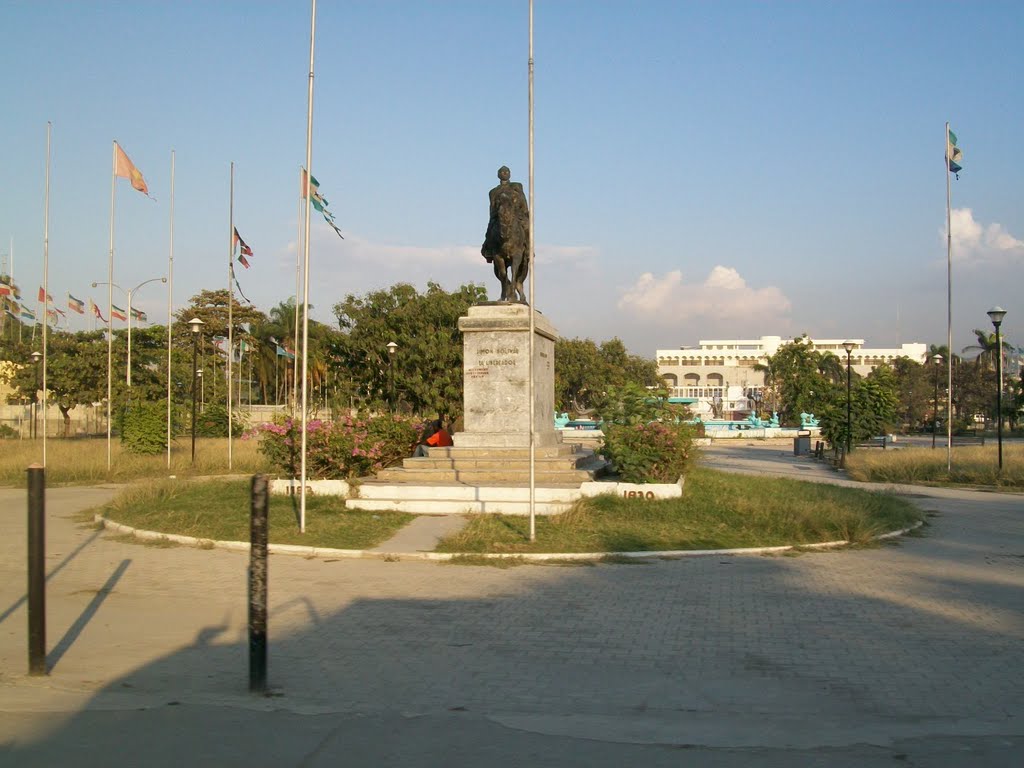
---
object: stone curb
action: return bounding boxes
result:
[93,515,924,563]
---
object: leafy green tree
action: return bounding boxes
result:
[5,331,115,434]
[332,282,487,419]
[554,337,659,415]
[759,336,841,426]
[890,357,929,431]
[592,382,687,425]
[819,365,899,448]
[174,289,269,409]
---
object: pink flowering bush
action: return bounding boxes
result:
[601,421,695,484]
[245,414,420,479]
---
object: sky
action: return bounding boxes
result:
[2,1,1022,358]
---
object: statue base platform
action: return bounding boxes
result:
[455,303,560,449]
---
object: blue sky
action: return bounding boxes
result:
[2,1,1022,356]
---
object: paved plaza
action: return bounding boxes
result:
[0,445,1022,766]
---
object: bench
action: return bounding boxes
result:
[951,435,985,447]
[855,436,889,449]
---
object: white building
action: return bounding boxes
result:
[656,335,927,420]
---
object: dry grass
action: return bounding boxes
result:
[436,467,922,554]
[0,436,272,486]
[846,444,1024,488]
[98,477,413,549]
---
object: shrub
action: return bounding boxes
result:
[194,404,244,438]
[247,413,420,479]
[602,421,695,483]
[0,423,19,439]
[120,402,168,455]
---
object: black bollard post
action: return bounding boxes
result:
[27,464,46,676]
[249,474,269,694]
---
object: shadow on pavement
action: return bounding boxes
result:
[47,559,131,672]
[2,502,1022,767]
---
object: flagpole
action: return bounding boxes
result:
[299,0,317,534]
[294,169,302,416]
[167,149,175,469]
[42,122,51,464]
[945,122,953,472]
[527,0,536,541]
[106,142,116,471]
[228,162,234,471]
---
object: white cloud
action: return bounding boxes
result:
[617,266,791,324]
[949,208,1024,263]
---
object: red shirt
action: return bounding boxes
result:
[426,428,453,447]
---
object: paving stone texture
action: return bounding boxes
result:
[0,444,1021,766]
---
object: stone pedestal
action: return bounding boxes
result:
[456,303,560,448]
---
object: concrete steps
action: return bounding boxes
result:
[347,442,611,514]
[373,467,597,485]
[374,444,607,486]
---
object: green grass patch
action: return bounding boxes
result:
[97,478,413,550]
[846,444,1024,488]
[436,467,922,554]
[0,437,273,487]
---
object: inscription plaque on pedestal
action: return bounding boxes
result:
[456,304,560,448]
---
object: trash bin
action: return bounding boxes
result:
[793,430,812,456]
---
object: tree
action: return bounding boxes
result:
[554,337,659,415]
[332,282,487,419]
[818,365,899,448]
[759,336,840,426]
[174,289,269,409]
[4,330,117,435]
[962,329,1015,430]
[890,357,929,431]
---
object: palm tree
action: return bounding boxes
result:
[816,351,845,384]
[926,344,951,365]
[962,329,1012,372]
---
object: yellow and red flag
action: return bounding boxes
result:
[114,143,151,196]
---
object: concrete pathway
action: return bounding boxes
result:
[370,514,470,554]
[0,451,1022,766]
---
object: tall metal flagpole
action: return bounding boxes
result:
[106,142,116,470]
[294,169,302,415]
[167,150,175,468]
[227,162,235,470]
[527,0,536,541]
[945,122,953,472]
[299,0,317,533]
[41,122,51,465]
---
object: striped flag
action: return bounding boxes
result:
[947,128,963,176]
[90,298,107,323]
[1,276,21,299]
[38,286,53,304]
[68,293,86,314]
[111,305,128,322]
[301,168,345,239]
[233,228,253,268]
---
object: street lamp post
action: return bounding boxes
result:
[987,307,1007,472]
[92,276,167,391]
[386,340,398,412]
[31,351,42,439]
[189,318,205,464]
[932,354,943,449]
[843,341,855,457]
